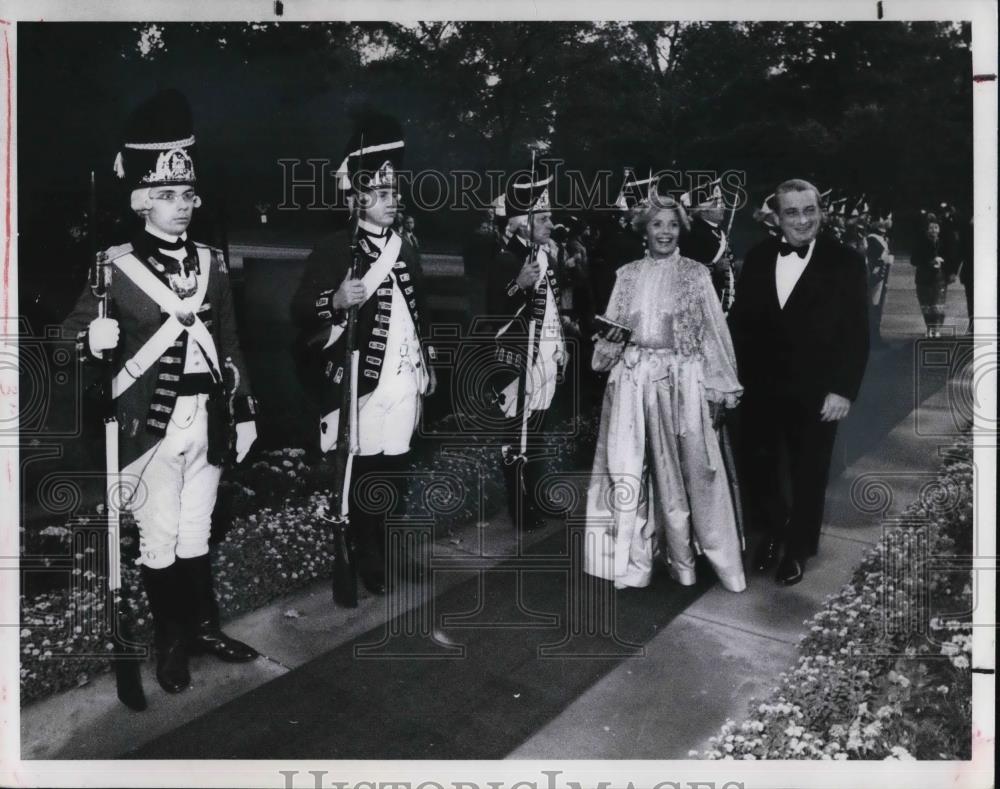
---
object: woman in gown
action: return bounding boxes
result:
[583,198,746,592]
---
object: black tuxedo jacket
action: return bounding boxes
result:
[728,235,869,402]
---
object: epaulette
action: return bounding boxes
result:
[104,242,134,261]
[194,241,224,256]
[195,242,229,272]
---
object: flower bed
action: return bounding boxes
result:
[20,410,598,705]
[699,441,973,760]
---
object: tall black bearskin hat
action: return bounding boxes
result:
[503,161,554,218]
[334,111,405,194]
[113,89,198,191]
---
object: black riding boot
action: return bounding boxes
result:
[139,563,191,693]
[502,447,545,533]
[176,553,258,663]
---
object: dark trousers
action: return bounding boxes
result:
[739,392,839,560]
[348,452,410,578]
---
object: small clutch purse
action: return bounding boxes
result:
[592,314,632,344]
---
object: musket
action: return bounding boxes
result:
[323,135,365,607]
[90,170,147,711]
[503,151,540,529]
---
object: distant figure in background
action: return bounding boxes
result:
[679,181,736,313]
[910,214,955,338]
[403,214,420,251]
[865,208,894,346]
[959,216,974,333]
[752,193,780,239]
[462,211,501,322]
[592,171,649,314]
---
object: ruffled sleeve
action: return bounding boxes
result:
[696,265,743,407]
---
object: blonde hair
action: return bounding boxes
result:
[630,198,690,235]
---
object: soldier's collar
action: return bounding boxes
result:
[357,217,390,237]
[144,222,188,250]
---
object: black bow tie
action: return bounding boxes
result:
[778,241,809,259]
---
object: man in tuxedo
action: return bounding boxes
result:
[728,179,869,585]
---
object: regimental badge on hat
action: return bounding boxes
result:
[614,167,656,211]
[113,89,198,190]
[334,111,405,193]
[503,164,554,218]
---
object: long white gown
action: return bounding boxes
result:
[584,249,747,591]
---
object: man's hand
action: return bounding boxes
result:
[235,421,257,463]
[88,317,120,355]
[332,277,366,310]
[425,365,438,397]
[820,393,851,422]
[516,259,541,290]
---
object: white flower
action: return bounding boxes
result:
[887,745,916,761]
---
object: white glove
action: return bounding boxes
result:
[87,318,119,355]
[235,421,257,463]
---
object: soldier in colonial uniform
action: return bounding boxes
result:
[62,89,260,695]
[487,165,567,532]
[752,192,781,239]
[291,113,436,600]
[591,168,647,315]
[679,180,736,313]
[865,205,894,346]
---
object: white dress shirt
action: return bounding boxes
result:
[775,237,816,309]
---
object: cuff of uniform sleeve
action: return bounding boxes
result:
[234,394,259,422]
[315,289,346,324]
[506,278,526,297]
[76,329,100,361]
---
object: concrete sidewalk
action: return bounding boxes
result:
[19,259,970,760]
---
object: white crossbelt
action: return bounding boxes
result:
[322,231,403,349]
[110,248,216,399]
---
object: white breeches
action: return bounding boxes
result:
[357,361,422,456]
[121,394,221,569]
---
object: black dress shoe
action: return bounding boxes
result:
[360,569,387,596]
[156,639,191,693]
[189,622,259,663]
[753,537,780,572]
[776,555,805,586]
